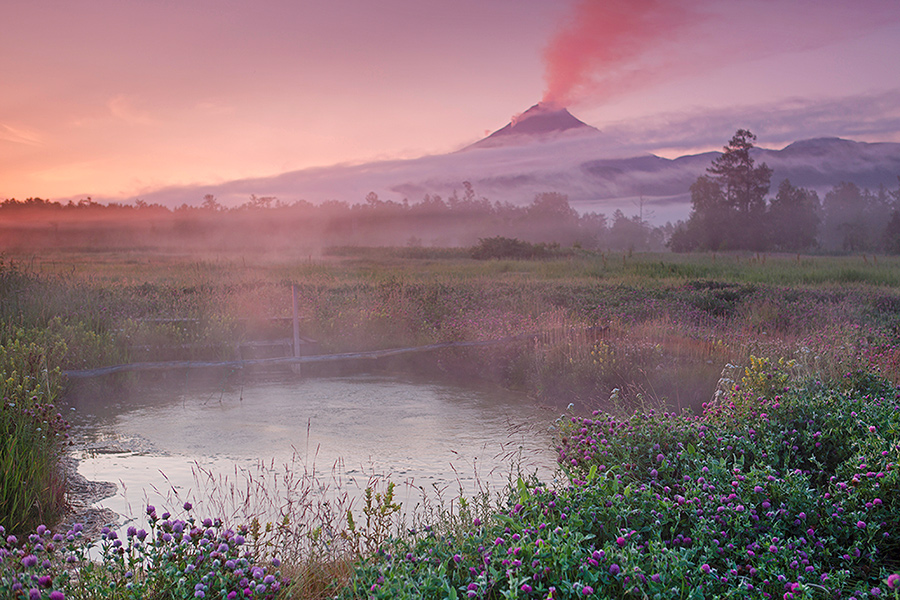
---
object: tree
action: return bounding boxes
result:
[525,193,579,245]
[201,194,222,211]
[673,129,772,251]
[822,182,870,252]
[767,179,820,251]
[883,210,900,254]
[686,175,730,250]
[708,129,772,215]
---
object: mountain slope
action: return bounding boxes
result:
[465,103,601,150]
[134,116,900,225]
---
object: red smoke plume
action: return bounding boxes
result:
[541,0,698,107]
[542,0,900,110]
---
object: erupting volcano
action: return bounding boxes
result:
[466,102,600,150]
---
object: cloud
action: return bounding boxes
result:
[600,90,900,154]
[0,123,43,146]
[107,94,156,126]
[195,100,236,116]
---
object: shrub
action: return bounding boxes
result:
[470,237,560,260]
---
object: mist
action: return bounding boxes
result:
[58,126,898,230]
[0,192,671,255]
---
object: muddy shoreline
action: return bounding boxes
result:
[56,453,119,538]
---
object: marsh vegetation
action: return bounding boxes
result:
[3,248,900,598]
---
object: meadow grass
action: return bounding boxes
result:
[5,246,900,427]
[3,248,900,598]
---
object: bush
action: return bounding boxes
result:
[470,237,561,260]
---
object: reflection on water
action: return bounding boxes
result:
[63,368,559,526]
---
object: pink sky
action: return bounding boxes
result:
[3,0,900,203]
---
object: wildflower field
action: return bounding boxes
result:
[3,248,900,598]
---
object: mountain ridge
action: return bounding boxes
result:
[128,112,900,224]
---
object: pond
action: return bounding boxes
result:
[63,367,559,529]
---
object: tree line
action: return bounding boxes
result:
[5,134,898,254]
[0,185,669,252]
[669,130,900,253]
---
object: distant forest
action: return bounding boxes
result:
[2,142,900,254]
[0,185,671,253]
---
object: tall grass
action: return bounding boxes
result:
[0,330,69,535]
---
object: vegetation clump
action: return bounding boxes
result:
[470,237,564,260]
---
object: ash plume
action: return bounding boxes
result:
[541,0,697,108]
[540,0,900,110]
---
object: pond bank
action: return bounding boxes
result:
[55,454,118,539]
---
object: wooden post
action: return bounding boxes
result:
[292,284,301,357]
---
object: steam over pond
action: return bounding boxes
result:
[64,368,558,526]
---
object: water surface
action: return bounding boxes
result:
[64,368,558,525]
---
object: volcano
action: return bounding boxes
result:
[465,102,600,150]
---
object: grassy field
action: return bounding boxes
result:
[8,247,900,409]
[2,247,900,598]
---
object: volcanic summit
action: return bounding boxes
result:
[465,102,600,150]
